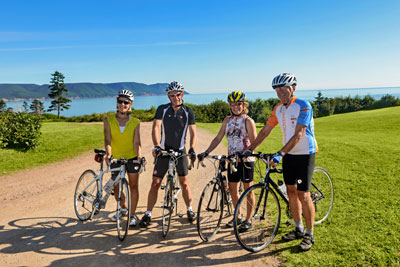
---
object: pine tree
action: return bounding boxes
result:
[30,99,44,116]
[23,101,29,113]
[0,99,6,112]
[47,71,71,119]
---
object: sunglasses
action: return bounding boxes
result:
[168,93,182,98]
[117,99,131,105]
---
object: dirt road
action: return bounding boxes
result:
[0,122,280,267]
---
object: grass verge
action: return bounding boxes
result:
[0,122,103,175]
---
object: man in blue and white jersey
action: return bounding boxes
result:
[246,73,318,251]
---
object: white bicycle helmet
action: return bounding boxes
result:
[272,73,297,89]
[117,89,134,102]
[166,81,184,92]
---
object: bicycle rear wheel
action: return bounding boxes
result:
[162,178,173,238]
[74,169,98,221]
[234,184,281,252]
[196,180,224,242]
[116,178,131,241]
[312,167,334,224]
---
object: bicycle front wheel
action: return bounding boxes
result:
[196,180,224,242]
[116,178,131,241]
[74,169,98,221]
[162,178,173,238]
[312,167,334,224]
[234,184,281,252]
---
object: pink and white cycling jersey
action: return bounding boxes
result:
[225,114,251,155]
[267,96,318,155]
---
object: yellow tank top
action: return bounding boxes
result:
[107,114,140,159]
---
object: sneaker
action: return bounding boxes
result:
[238,221,253,233]
[139,214,152,227]
[111,211,127,222]
[282,228,305,241]
[187,210,196,223]
[129,215,138,226]
[226,217,244,228]
[298,233,315,251]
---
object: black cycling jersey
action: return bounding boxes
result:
[154,103,195,150]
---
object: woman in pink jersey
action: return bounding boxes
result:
[198,91,257,232]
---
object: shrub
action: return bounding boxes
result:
[0,112,42,150]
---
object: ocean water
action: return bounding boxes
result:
[5,87,400,117]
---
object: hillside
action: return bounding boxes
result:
[0,82,174,100]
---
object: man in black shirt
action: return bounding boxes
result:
[140,81,197,227]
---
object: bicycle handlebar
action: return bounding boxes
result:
[153,149,194,170]
[197,154,238,173]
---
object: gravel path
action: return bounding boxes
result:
[0,122,280,267]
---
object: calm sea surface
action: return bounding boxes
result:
[5,87,400,117]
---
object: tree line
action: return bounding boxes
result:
[1,70,399,150]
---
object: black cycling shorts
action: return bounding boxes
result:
[282,154,315,192]
[227,161,254,183]
[153,150,189,178]
[111,157,140,179]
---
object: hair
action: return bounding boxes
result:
[230,101,249,115]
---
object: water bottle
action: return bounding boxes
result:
[101,176,117,208]
[278,180,287,198]
[103,176,116,194]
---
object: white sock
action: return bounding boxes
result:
[306,228,313,236]
[295,221,304,231]
[145,211,152,216]
[187,206,193,212]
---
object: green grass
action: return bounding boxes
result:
[200,106,400,267]
[0,122,103,175]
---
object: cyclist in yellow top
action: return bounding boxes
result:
[104,89,142,226]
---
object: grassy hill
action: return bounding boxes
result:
[198,106,400,266]
[0,82,171,99]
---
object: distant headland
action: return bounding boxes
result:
[0,82,190,100]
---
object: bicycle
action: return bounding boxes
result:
[157,149,194,238]
[233,152,334,252]
[196,154,238,242]
[73,149,146,241]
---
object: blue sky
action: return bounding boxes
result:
[1,0,399,93]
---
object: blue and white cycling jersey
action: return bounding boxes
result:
[267,96,318,155]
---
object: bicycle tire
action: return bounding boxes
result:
[162,178,173,238]
[196,180,224,242]
[233,184,281,252]
[116,178,131,241]
[312,167,334,224]
[74,169,98,221]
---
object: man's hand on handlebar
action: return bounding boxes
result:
[188,148,196,162]
[152,146,162,157]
